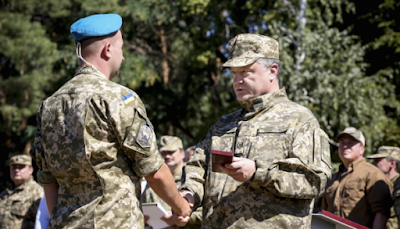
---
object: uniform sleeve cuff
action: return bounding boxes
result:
[249,160,273,189]
[135,153,164,177]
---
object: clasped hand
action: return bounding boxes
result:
[220,157,256,182]
[171,193,193,227]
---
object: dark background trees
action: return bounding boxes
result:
[1,0,399,189]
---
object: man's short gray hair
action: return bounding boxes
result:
[256,58,281,82]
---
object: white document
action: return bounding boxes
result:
[142,202,169,229]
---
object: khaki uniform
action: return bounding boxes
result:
[180,88,332,228]
[30,66,164,229]
[321,158,393,228]
[0,178,43,229]
[142,169,202,228]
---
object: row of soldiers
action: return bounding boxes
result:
[1,12,400,229]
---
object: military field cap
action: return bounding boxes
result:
[159,135,183,152]
[222,33,279,68]
[70,14,122,41]
[367,146,400,161]
[336,127,366,146]
[9,154,32,166]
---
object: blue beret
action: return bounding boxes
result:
[70,14,122,41]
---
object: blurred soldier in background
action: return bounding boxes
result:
[0,154,43,229]
[322,127,393,228]
[368,146,400,229]
[142,136,202,228]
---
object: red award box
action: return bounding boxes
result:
[212,150,234,173]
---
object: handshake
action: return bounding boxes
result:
[171,191,195,226]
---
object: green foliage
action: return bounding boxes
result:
[0,12,57,134]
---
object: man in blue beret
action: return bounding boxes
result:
[30,14,192,229]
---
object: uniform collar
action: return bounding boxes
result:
[339,158,366,173]
[391,173,400,184]
[239,88,289,120]
[75,65,108,79]
[8,177,33,192]
[173,169,182,182]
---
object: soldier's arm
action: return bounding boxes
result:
[43,184,59,215]
[372,212,389,229]
[179,139,208,210]
[249,119,332,199]
[366,172,392,225]
[108,94,192,224]
[144,163,192,218]
[30,103,59,193]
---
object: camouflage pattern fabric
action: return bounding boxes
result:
[368,146,400,161]
[9,154,32,166]
[159,136,184,152]
[180,88,332,229]
[390,174,400,229]
[30,66,164,229]
[0,177,43,229]
[394,175,400,225]
[222,34,279,68]
[142,169,202,229]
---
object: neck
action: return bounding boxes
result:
[388,169,398,180]
[269,83,280,94]
[343,157,363,170]
[80,59,110,80]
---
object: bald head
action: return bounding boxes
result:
[80,31,118,57]
[79,30,124,79]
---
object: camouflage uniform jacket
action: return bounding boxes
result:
[180,88,332,229]
[141,168,202,229]
[387,173,400,229]
[30,66,164,229]
[0,177,43,229]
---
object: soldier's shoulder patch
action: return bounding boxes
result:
[122,93,134,104]
[137,123,152,148]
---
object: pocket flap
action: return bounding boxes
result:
[258,125,289,133]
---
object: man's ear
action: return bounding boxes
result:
[390,158,396,168]
[180,149,185,160]
[360,145,365,156]
[28,166,34,176]
[102,42,112,59]
[269,63,279,81]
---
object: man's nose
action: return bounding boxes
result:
[233,75,243,84]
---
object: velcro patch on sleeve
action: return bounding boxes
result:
[136,123,152,148]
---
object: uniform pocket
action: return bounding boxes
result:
[314,129,332,169]
[252,125,290,161]
[10,199,31,217]
[343,181,364,201]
